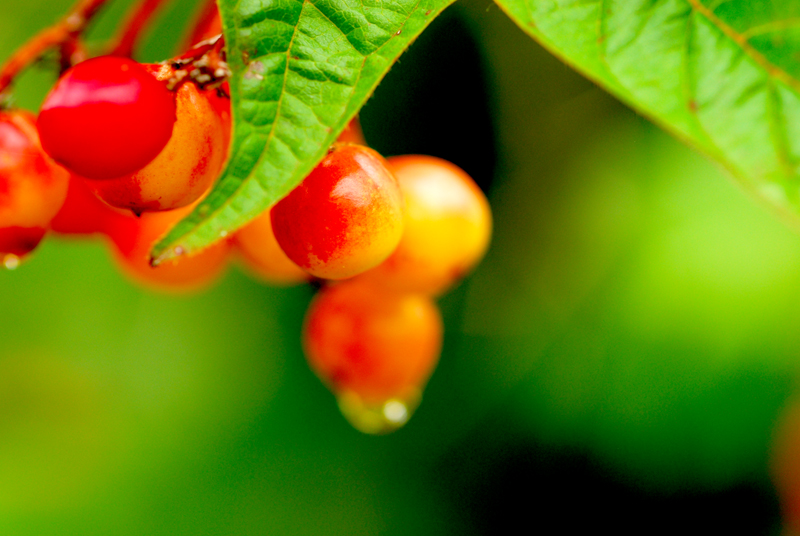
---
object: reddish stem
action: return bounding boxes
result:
[0,0,110,97]
[173,33,223,63]
[59,37,88,73]
[109,0,172,58]
[182,0,222,52]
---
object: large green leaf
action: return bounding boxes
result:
[152,0,454,264]
[494,0,800,224]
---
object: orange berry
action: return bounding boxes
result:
[233,209,309,285]
[88,65,227,214]
[359,155,491,295]
[303,280,443,433]
[336,117,366,145]
[106,203,230,293]
[271,144,404,280]
[0,110,69,264]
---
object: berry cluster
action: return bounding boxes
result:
[247,137,492,433]
[0,0,492,433]
[0,0,231,278]
[0,51,232,287]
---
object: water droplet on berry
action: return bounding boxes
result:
[383,399,409,425]
[174,246,185,256]
[336,390,420,434]
[3,253,20,270]
[219,230,228,238]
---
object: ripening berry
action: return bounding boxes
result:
[87,64,227,214]
[271,144,404,280]
[234,210,309,285]
[358,155,492,295]
[0,110,69,263]
[106,202,230,293]
[38,56,176,180]
[303,280,443,433]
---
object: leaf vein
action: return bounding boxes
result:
[767,79,798,189]
[684,0,800,94]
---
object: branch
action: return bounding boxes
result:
[0,0,110,97]
[109,0,172,58]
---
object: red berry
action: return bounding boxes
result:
[271,144,404,280]
[303,280,443,433]
[0,110,69,263]
[37,56,176,180]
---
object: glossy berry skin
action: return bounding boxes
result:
[358,155,492,295]
[303,280,443,429]
[234,210,309,285]
[88,64,227,214]
[271,144,404,280]
[106,202,230,293]
[38,56,176,180]
[0,110,69,258]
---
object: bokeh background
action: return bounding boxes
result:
[1,0,797,533]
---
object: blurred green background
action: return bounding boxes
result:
[1,0,797,533]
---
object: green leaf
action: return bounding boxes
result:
[494,0,800,225]
[151,0,454,264]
